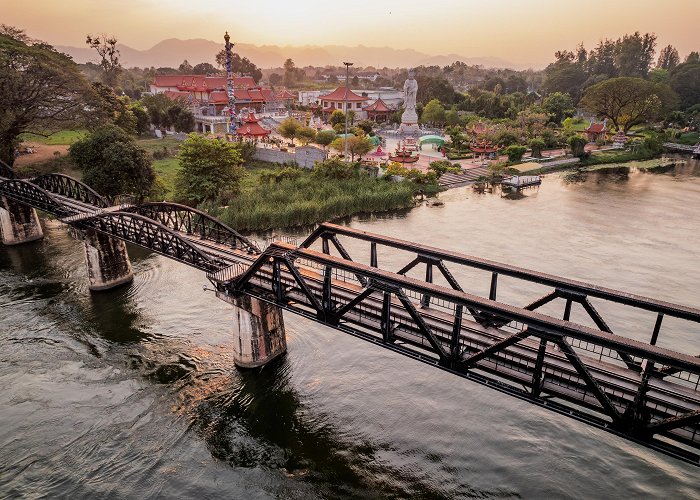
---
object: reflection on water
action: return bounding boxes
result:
[1,160,700,498]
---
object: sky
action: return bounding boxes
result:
[3,0,699,67]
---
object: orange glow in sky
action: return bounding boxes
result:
[4,0,699,67]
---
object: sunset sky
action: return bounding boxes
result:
[4,0,699,67]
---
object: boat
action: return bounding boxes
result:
[388,148,420,163]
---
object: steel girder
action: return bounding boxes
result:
[220,242,700,465]
[72,211,227,273]
[0,179,73,217]
[123,202,259,254]
[31,174,108,208]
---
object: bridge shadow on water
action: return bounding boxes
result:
[174,355,490,500]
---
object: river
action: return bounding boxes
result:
[1,161,700,498]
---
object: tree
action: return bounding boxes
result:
[686,52,700,64]
[542,92,575,124]
[313,157,359,179]
[215,51,262,82]
[278,117,302,141]
[657,45,680,70]
[542,60,587,100]
[504,145,527,162]
[568,135,587,157]
[140,93,194,132]
[70,126,156,201]
[579,77,677,132]
[314,130,336,150]
[175,134,245,204]
[192,62,217,75]
[330,135,373,161]
[269,73,282,85]
[130,104,150,135]
[615,32,656,78]
[421,99,446,125]
[445,126,466,150]
[85,34,121,87]
[295,126,317,145]
[329,110,345,127]
[529,138,546,158]
[283,58,299,87]
[178,59,193,73]
[670,62,700,110]
[91,81,137,134]
[445,108,460,126]
[0,28,98,166]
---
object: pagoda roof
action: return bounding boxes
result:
[277,89,297,99]
[363,98,391,112]
[238,113,271,137]
[319,86,369,102]
[586,122,607,133]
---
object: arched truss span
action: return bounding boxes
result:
[124,202,260,254]
[0,179,73,217]
[32,174,108,208]
[73,211,227,273]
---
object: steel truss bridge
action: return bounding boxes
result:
[2,163,700,466]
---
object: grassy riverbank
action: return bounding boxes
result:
[215,173,437,231]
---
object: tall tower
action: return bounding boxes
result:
[224,31,237,134]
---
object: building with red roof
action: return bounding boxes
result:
[150,74,284,134]
[237,112,271,139]
[585,120,608,143]
[363,98,392,123]
[319,86,370,119]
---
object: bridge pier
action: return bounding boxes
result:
[216,292,287,368]
[0,196,44,245]
[80,229,134,291]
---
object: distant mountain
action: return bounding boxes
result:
[56,38,527,70]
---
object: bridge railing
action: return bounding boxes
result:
[301,223,700,364]
[219,241,700,463]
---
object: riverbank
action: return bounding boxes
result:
[214,172,438,232]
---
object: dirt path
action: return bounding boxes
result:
[13,142,69,167]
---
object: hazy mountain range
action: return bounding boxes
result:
[56,38,527,70]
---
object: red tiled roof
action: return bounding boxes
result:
[586,122,607,133]
[277,89,297,99]
[238,112,270,137]
[163,90,192,101]
[364,98,390,112]
[153,75,257,89]
[319,86,369,102]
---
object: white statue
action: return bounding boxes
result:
[403,69,418,113]
[400,69,419,133]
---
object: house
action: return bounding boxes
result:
[319,86,370,120]
[585,120,608,143]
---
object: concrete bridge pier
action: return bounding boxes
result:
[80,229,134,291]
[0,196,44,245]
[217,292,287,368]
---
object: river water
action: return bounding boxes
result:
[2,161,700,499]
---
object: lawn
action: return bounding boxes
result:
[20,129,88,145]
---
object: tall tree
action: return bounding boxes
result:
[85,34,121,87]
[657,45,680,70]
[192,62,217,75]
[615,32,657,78]
[0,27,97,166]
[215,51,262,82]
[686,52,700,64]
[670,62,700,110]
[579,77,677,132]
[421,99,446,125]
[178,59,193,73]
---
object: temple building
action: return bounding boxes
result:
[363,98,392,123]
[237,112,271,140]
[585,120,609,143]
[319,86,370,120]
[151,74,283,134]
